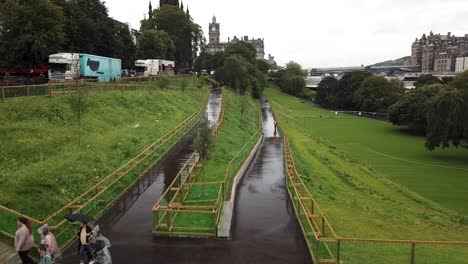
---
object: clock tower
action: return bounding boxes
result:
[208,15,220,51]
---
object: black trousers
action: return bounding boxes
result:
[18,250,36,264]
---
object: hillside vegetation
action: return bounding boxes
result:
[0,87,204,219]
[266,88,468,242]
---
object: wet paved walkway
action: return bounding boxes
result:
[60,95,310,264]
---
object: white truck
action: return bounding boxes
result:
[134,59,175,77]
[49,53,121,82]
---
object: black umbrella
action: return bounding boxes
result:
[65,213,95,223]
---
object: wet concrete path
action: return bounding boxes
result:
[60,89,222,263]
[60,95,310,264]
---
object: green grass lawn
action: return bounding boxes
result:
[265,88,468,242]
[171,89,260,230]
[0,83,205,219]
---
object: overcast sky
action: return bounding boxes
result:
[105,0,468,68]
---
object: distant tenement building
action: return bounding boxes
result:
[411,31,468,72]
[208,16,265,60]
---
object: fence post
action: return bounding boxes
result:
[336,239,340,262]
[48,83,52,97]
[410,243,415,264]
[27,86,30,97]
[321,216,325,237]
[316,239,320,263]
[1,86,4,102]
[311,199,314,215]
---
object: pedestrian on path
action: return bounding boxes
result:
[89,225,112,264]
[15,217,35,264]
[274,120,278,134]
[77,222,93,264]
[38,244,53,264]
[38,225,60,263]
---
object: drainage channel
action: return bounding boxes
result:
[60,94,310,264]
[59,89,222,264]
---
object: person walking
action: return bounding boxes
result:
[15,217,35,264]
[38,225,60,263]
[77,222,93,264]
[90,225,112,264]
[38,244,53,264]
[273,120,278,133]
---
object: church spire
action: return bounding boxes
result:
[180,0,184,10]
[148,0,153,19]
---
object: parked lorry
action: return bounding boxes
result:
[134,59,175,77]
[48,53,121,82]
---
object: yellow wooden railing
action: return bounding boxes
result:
[0,89,209,251]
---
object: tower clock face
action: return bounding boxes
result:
[212,26,216,31]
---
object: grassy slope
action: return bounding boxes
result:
[203,89,259,183]
[265,88,468,241]
[0,85,204,219]
[172,89,259,229]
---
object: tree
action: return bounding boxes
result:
[194,51,224,73]
[0,0,65,69]
[425,90,464,150]
[211,42,267,98]
[194,119,213,196]
[110,19,137,69]
[180,78,189,92]
[136,30,176,60]
[388,84,442,133]
[414,74,442,88]
[315,76,338,107]
[217,55,249,93]
[154,5,203,68]
[354,76,404,112]
[450,70,468,139]
[274,62,307,97]
[54,0,136,68]
[224,42,257,64]
[240,93,249,123]
[334,71,372,110]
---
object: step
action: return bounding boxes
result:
[0,242,21,264]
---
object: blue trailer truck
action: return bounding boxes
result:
[49,53,122,82]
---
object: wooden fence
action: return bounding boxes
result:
[0,75,199,102]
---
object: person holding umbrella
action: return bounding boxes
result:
[65,214,95,264]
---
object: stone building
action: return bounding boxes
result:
[208,16,265,60]
[455,52,468,72]
[411,31,468,72]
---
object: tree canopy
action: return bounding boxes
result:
[211,42,268,98]
[0,0,136,69]
[136,30,175,60]
[0,0,65,68]
[315,76,338,107]
[387,84,442,133]
[414,74,442,88]
[354,76,404,112]
[148,5,204,68]
[273,62,307,97]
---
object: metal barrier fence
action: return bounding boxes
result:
[0,90,209,252]
[282,132,468,264]
[152,89,226,237]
